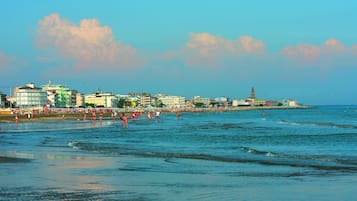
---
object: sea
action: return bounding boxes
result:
[1,105,357,201]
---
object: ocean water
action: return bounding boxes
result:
[1,105,357,201]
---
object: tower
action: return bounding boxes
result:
[250,87,255,99]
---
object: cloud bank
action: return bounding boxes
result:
[36,13,140,69]
[183,32,265,66]
[170,34,357,69]
[281,38,355,65]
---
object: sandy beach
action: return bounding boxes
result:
[0,105,312,123]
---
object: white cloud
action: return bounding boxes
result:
[281,38,352,64]
[184,32,265,66]
[37,13,141,69]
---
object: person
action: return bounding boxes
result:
[111,111,115,120]
[120,113,128,128]
[99,112,103,121]
[114,111,117,120]
[130,112,136,121]
[176,111,181,119]
[156,111,160,122]
[147,112,152,121]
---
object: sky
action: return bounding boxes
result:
[1,1,357,105]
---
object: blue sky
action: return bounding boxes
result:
[1,1,357,105]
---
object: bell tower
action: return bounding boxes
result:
[250,87,255,99]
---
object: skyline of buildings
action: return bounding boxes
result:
[0,81,299,110]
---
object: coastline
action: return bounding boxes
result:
[0,105,314,123]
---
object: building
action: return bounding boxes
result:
[45,90,58,108]
[156,94,185,108]
[128,93,151,107]
[84,92,117,108]
[0,92,6,108]
[288,100,298,107]
[214,96,229,107]
[76,93,84,107]
[232,99,251,107]
[193,96,211,107]
[253,99,267,106]
[16,83,47,108]
[69,90,78,107]
[282,99,298,107]
[246,87,266,106]
[41,82,76,107]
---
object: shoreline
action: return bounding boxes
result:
[0,105,314,123]
[0,156,31,163]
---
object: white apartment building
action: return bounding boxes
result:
[84,92,118,108]
[129,93,151,107]
[193,96,211,107]
[16,83,47,108]
[156,94,185,108]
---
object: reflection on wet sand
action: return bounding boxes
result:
[42,156,115,191]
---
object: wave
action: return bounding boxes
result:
[67,141,357,172]
[240,146,357,170]
[279,120,357,129]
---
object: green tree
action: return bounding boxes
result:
[85,103,96,108]
[194,102,205,108]
[118,99,126,108]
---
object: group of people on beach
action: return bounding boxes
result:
[9,109,181,129]
[119,110,165,128]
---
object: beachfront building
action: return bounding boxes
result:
[68,90,78,107]
[16,83,47,108]
[0,92,6,108]
[6,96,16,108]
[84,92,117,108]
[288,100,298,107]
[232,99,251,107]
[128,93,151,107]
[252,99,267,106]
[41,83,76,107]
[281,99,299,107]
[214,96,229,107]
[193,96,211,108]
[156,94,185,108]
[269,100,283,106]
[45,90,58,107]
[76,93,84,107]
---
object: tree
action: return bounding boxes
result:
[85,103,96,108]
[118,99,126,108]
[194,102,205,108]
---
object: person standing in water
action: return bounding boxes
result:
[120,113,128,128]
[176,111,181,119]
[155,111,160,122]
[147,112,153,121]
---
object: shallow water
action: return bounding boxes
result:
[1,105,357,200]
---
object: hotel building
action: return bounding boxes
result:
[156,94,186,108]
[16,83,47,108]
[84,92,117,108]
